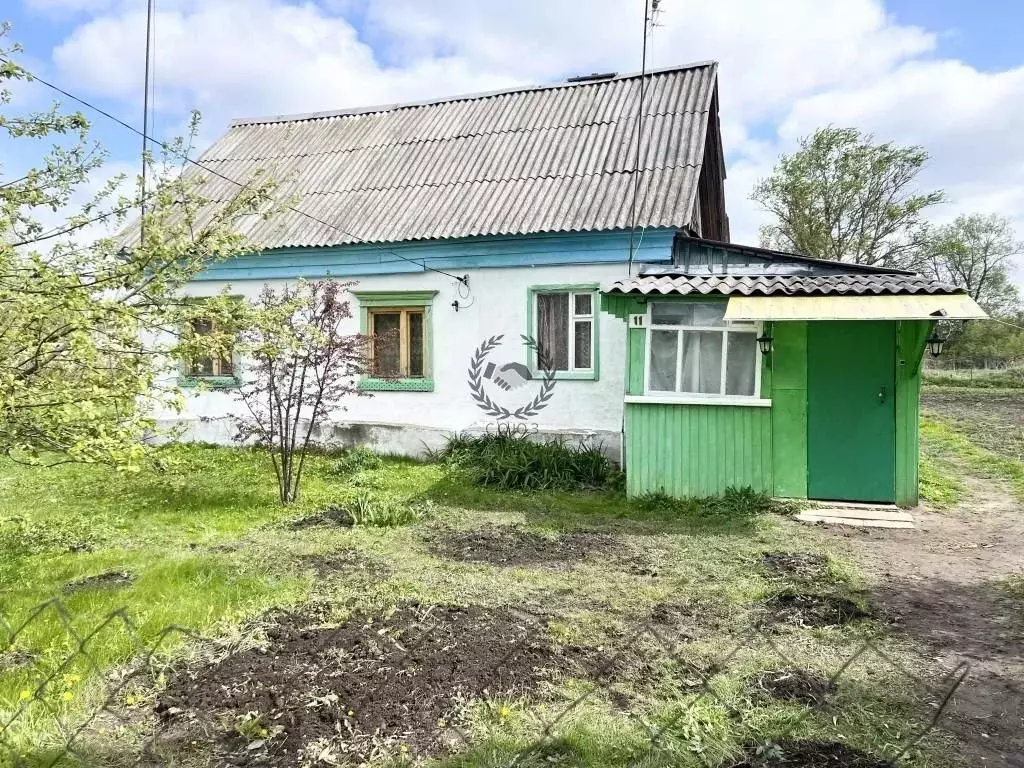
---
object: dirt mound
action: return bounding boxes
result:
[154,602,589,765]
[62,571,134,594]
[287,506,355,530]
[427,524,626,567]
[764,592,869,628]
[761,552,828,579]
[750,668,836,706]
[298,548,390,579]
[728,739,893,767]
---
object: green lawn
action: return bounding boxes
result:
[0,443,970,766]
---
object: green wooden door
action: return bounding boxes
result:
[807,321,896,502]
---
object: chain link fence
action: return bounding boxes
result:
[3,595,1016,767]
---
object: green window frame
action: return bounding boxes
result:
[526,284,600,381]
[178,301,242,390]
[353,290,437,392]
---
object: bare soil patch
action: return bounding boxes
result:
[761,552,828,579]
[750,668,836,706]
[62,570,134,594]
[728,739,893,767]
[426,524,627,567]
[923,390,1024,461]
[287,506,355,530]
[153,602,591,765]
[764,592,869,628]
[297,548,391,580]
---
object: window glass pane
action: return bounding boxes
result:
[726,332,757,396]
[648,330,678,391]
[192,319,213,336]
[372,312,401,377]
[651,302,693,326]
[537,293,569,370]
[217,354,233,376]
[691,303,726,327]
[408,311,425,377]
[680,331,723,394]
[190,357,214,376]
[573,293,592,316]
[573,320,592,369]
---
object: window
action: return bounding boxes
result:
[353,291,436,392]
[186,317,235,379]
[369,307,426,378]
[645,301,759,398]
[533,289,596,375]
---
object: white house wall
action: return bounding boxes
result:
[162,262,645,459]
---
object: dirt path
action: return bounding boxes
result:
[811,478,1024,767]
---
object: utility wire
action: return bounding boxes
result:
[2,58,470,285]
[140,0,155,241]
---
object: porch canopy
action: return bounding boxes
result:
[602,272,987,321]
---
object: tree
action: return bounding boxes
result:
[920,214,1022,316]
[0,27,276,468]
[231,281,369,504]
[752,126,944,268]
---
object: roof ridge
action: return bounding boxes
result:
[231,61,718,127]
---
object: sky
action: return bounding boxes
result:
[4,0,1024,269]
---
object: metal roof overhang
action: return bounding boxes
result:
[723,294,988,321]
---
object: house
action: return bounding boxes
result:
[171,61,985,506]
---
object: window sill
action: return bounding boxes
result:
[359,378,435,392]
[625,394,772,407]
[178,376,240,390]
[530,370,598,382]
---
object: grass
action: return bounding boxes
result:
[918,454,965,508]
[921,416,1024,502]
[0,442,962,766]
[922,367,1024,389]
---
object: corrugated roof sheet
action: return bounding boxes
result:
[188,63,718,248]
[602,273,965,296]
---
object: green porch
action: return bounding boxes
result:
[606,291,931,506]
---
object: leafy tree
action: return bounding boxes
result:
[920,214,1022,316]
[0,27,275,468]
[752,126,944,268]
[231,281,369,504]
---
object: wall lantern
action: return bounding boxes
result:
[756,332,774,355]
[925,332,946,358]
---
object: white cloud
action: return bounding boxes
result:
[39,0,1024,268]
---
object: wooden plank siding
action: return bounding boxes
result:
[625,403,773,497]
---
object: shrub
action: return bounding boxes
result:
[433,432,617,491]
[329,446,384,476]
[347,495,432,527]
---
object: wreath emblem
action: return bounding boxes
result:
[468,334,557,420]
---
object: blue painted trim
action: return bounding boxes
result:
[193,229,677,282]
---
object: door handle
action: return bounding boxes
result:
[878,386,888,403]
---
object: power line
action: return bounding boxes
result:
[140,0,155,241]
[2,57,469,285]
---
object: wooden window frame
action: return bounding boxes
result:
[180,315,239,389]
[527,284,600,381]
[643,300,762,400]
[353,290,437,393]
[368,307,426,379]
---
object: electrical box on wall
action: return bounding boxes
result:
[629,314,647,328]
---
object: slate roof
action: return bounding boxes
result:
[191,63,719,248]
[603,273,965,297]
